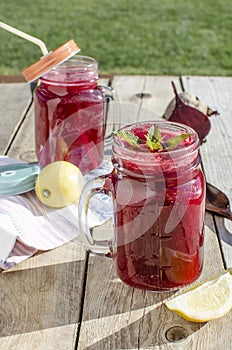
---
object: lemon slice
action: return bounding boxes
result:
[35,161,84,208]
[165,269,232,322]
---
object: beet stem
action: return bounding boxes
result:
[171,81,182,105]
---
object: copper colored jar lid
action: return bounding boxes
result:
[22,39,81,82]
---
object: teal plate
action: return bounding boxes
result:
[0,163,40,196]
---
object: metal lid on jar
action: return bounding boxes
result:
[22,39,81,82]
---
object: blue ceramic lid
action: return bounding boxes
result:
[0,163,40,196]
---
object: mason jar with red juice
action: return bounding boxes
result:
[79,120,205,292]
[33,55,106,173]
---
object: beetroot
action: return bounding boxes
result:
[167,82,218,142]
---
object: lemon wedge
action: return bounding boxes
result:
[165,269,232,322]
[35,161,84,208]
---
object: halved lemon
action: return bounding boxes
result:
[165,268,232,322]
[35,161,84,208]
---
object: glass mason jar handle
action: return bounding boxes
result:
[98,84,115,101]
[78,174,113,256]
[99,85,116,140]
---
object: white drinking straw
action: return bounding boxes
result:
[0,21,48,55]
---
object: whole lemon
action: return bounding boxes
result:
[35,161,84,208]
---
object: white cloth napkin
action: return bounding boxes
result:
[0,156,113,270]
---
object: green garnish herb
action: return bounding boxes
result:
[116,126,192,152]
[145,125,163,151]
[116,130,142,147]
[164,133,192,150]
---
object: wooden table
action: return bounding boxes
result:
[0,76,232,349]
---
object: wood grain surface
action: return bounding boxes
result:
[0,81,87,350]
[0,76,230,350]
[0,83,32,155]
[77,76,226,350]
[182,76,232,269]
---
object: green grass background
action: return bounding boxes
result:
[0,0,231,76]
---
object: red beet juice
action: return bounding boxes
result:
[34,56,104,173]
[111,121,205,291]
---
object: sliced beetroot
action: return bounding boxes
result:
[168,82,212,142]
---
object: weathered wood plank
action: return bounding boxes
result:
[182,76,232,268]
[107,75,182,126]
[0,77,228,350]
[0,78,110,350]
[138,75,182,118]
[0,241,87,350]
[0,83,32,154]
[104,75,182,143]
[77,76,225,350]
[0,79,108,349]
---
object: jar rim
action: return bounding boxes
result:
[113,120,199,155]
[112,120,200,176]
[60,55,98,66]
[38,54,99,86]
